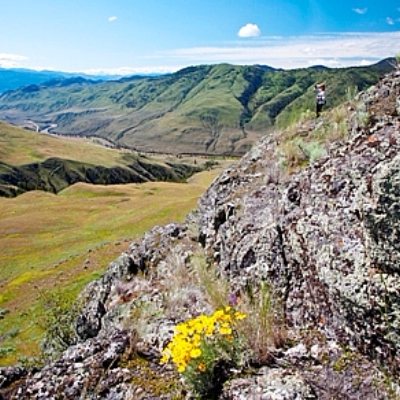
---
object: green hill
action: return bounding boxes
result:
[0,59,395,155]
[0,121,202,197]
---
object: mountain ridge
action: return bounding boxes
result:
[0,59,395,156]
[0,67,128,94]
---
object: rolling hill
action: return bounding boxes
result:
[0,59,395,155]
[0,121,203,197]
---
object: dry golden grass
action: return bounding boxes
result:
[0,121,130,167]
[0,164,230,365]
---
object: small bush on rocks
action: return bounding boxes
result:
[36,288,82,360]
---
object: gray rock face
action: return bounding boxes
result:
[8,331,132,400]
[221,368,316,400]
[2,72,400,399]
[197,72,400,371]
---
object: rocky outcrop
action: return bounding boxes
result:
[2,71,400,399]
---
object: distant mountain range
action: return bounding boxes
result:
[0,59,395,155]
[0,67,129,93]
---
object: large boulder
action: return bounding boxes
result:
[198,71,400,376]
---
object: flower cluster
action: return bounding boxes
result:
[160,307,246,373]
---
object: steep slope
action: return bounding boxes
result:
[0,60,395,156]
[2,70,400,398]
[0,121,201,197]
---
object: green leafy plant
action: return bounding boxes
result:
[301,140,327,164]
[160,307,246,397]
[354,102,370,128]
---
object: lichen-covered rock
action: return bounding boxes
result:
[221,368,316,400]
[197,72,400,377]
[0,366,28,399]
[9,331,131,400]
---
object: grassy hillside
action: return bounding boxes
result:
[0,121,202,197]
[0,119,230,364]
[0,60,395,155]
[0,163,230,365]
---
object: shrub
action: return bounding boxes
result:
[191,256,286,367]
[357,110,370,128]
[7,326,20,339]
[36,288,81,359]
[329,107,349,140]
[0,346,15,357]
[160,307,247,397]
[302,140,327,164]
[0,308,9,320]
[278,140,307,169]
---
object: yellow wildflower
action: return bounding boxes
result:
[234,311,247,320]
[178,365,186,373]
[198,362,207,372]
[160,353,170,364]
[213,309,224,320]
[190,348,202,358]
[192,334,201,346]
[219,326,232,335]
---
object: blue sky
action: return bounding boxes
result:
[0,0,400,75]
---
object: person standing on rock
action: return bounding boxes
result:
[315,83,326,118]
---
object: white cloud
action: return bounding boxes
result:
[0,53,29,68]
[166,32,400,70]
[353,8,367,14]
[357,59,372,66]
[6,31,398,76]
[108,16,117,22]
[238,23,261,38]
[82,66,180,76]
[386,17,395,25]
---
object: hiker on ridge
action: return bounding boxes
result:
[315,83,326,118]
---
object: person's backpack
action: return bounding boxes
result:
[317,91,326,105]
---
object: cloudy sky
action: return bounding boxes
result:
[0,0,399,75]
